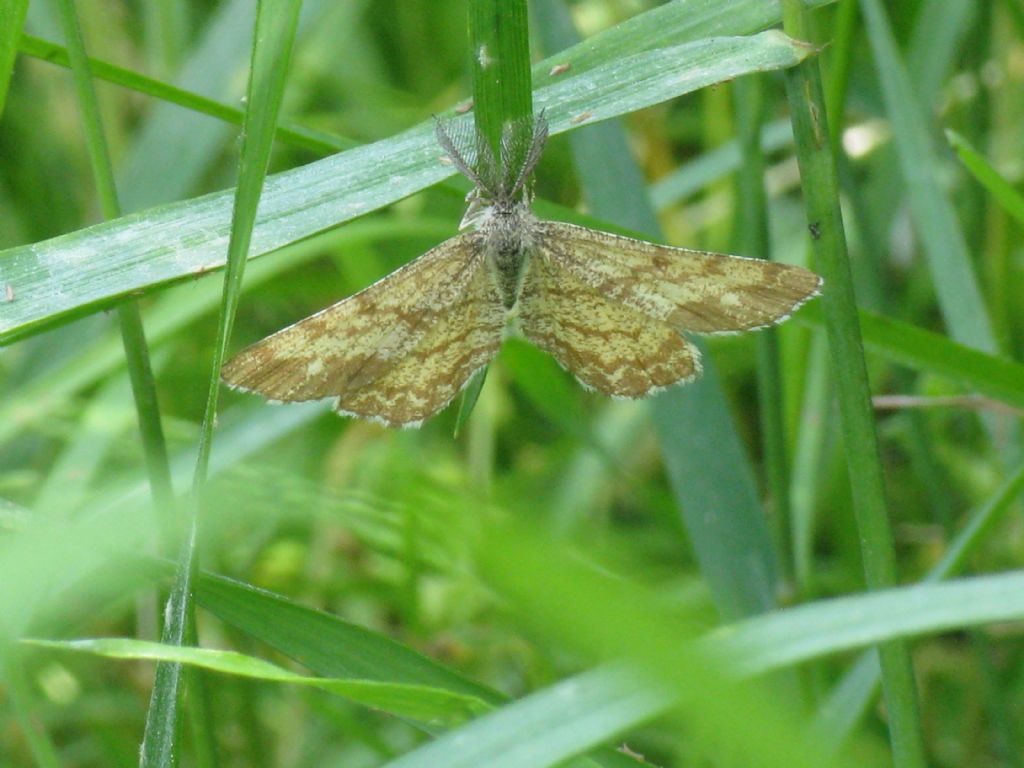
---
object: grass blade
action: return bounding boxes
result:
[473,519,853,768]
[856,310,1024,408]
[733,72,795,584]
[28,638,490,725]
[857,0,996,353]
[813,460,1024,752]
[55,0,174,515]
[781,1,926,765]
[468,517,1024,768]
[0,0,28,116]
[452,0,534,427]
[140,2,303,766]
[379,666,669,768]
[2,652,62,768]
[117,0,254,212]
[17,33,350,156]
[798,305,1024,409]
[196,572,499,702]
[715,566,1024,675]
[469,0,532,145]
[529,0,834,82]
[947,129,1024,228]
[195,572,639,767]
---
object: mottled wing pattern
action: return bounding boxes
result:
[334,261,506,426]
[534,222,822,334]
[517,251,701,398]
[222,232,505,427]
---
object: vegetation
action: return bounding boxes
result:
[1,0,1022,766]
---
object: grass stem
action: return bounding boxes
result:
[781,1,926,765]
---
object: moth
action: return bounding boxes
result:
[222,114,822,428]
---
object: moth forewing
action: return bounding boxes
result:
[330,259,507,427]
[533,221,821,335]
[221,232,502,426]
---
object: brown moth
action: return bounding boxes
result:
[222,114,822,428]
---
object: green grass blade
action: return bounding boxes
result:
[117,0,255,212]
[857,0,996,353]
[473,519,853,768]
[27,638,490,725]
[195,573,639,767]
[529,0,834,83]
[379,666,669,768]
[781,2,925,766]
[117,306,175,514]
[907,0,976,109]
[468,516,1024,768]
[55,0,175,516]
[141,3,303,766]
[1,31,813,344]
[814,459,1024,752]
[653,378,782,616]
[2,652,62,768]
[733,73,794,583]
[0,0,28,116]
[470,0,532,146]
[715,566,1024,675]
[790,335,830,589]
[190,0,303,492]
[196,572,500,702]
[54,0,120,222]
[649,119,794,208]
[139,533,194,761]
[855,310,1024,408]
[823,0,857,148]
[797,305,1024,409]
[17,33,350,156]
[947,129,1024,229]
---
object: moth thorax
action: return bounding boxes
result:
[480,202,536,309]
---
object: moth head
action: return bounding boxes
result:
[435,112,548,217]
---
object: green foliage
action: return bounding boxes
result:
[2,1,1023,767]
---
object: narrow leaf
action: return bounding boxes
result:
[0,0,29,117]
[857,0,996,353]
[141,3,304,766]
[947,129,1024,229]
[26,638,489,726]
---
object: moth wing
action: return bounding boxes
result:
[534,221,821,334]
[223,232,505,426]
[517,249,701,398]
[335,261,506,427]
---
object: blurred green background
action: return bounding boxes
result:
[1,0,1023,766]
